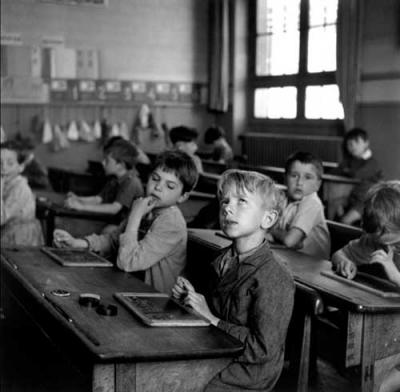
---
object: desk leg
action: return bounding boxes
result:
[46,211,55,246]
[92,358,231,392]
[361,313,376,392]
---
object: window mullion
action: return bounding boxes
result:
[298,0,309,119]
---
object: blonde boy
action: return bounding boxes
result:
[54,150,199,294]
[173,169,294,391]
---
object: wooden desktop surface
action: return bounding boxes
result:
[188,229,400,312]
[187,229,400,392]
[1,247,243,391]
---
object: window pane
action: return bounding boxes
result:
[256,32,299,75]
[256,0,300,76]
[257,0,300,33]
[307,25,336,72]
[309,0,338,27]
[305,85,344,119]
[254,87,297,118]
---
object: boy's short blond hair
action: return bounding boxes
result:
[217,169,285,215]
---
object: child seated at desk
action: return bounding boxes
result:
[331,180,400,392]
[172,169,294,391]
[267,151,331,259]
[1,140,44,247]
[13,134,51,190]
[169,126,203,174]
[65,138,144,232]
[54,150,199,294]
[332,180,400,287]
[204,125,233,165]
[334,127,383,226]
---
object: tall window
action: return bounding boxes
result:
[252,0,343,121]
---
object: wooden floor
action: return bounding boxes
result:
[0,316,360,392]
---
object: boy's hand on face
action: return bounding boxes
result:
[130,196,157,218]
[370,248,397,277]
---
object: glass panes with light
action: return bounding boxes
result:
[254,87,297,118]
[307,0,338,72]
[305,85,344,119]
[256,0,300,76]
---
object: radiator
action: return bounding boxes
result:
[240,133,343,167]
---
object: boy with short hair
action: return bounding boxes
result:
[173,169,294,391]
[332,180,400,286]
[65,138,144,221]
[204,125,234,164]
[331,180,400,392]
[269,151,331,259]
[169,125,203,174]
[54,150,199,294]
[336,127,383,225]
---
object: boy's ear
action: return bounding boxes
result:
[261,209,279,230]
[177,191,190,205]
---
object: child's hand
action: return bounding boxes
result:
[335,258,357,279]
[64,198,83,210]
[172,276,195,301]
[130,196,157,217]
[53,229,82,249]
[370,248,397,278]
[66,192,77,199]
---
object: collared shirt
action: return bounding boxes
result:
[277,192,330,259]
[218,240,266,277]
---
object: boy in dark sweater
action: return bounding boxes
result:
[336,128,383,225]
[173,169,295,391]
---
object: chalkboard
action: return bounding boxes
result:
[114,292,209,327]
[41,247,113,267]
[321,270,400,298]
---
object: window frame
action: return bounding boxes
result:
[248,0,343,135]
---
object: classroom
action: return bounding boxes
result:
[1,1,400,392]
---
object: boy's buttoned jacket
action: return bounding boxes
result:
[206,241,295,392]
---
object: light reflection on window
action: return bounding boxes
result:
[254,87,297,119]
[305,85,344,119]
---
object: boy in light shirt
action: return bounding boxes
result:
[268,151,330,259]
[54,150,199,294]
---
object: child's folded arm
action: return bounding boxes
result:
[72,201,122,215]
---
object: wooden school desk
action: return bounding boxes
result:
[187,229,400,392]
[35,190,120,245]
[1,248,243,392]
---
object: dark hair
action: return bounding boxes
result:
[152,150,199,193]
[169,126,199,145]
[14,134,36,151]
[284,151,324,179]
[0,140,30,164]
[104,139,139,170]
[102,136,124,152]
[344,128,369,144]
[204,126,225,144]
[362,181,400,235]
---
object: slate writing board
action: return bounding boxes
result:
[114,292,209,327]
[41,247,113,267]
